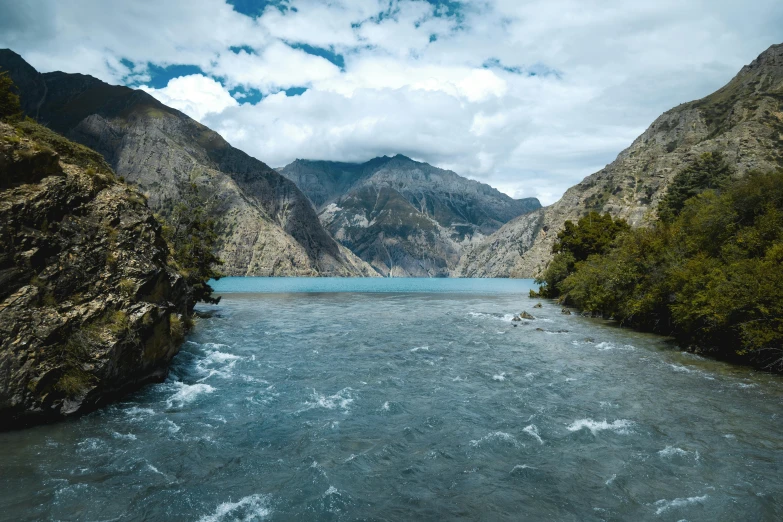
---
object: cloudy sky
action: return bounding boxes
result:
[1,0,782,203]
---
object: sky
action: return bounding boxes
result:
[1,1,782,204]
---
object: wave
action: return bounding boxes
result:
[469,431,523,448]
[566,419,635,435]
[409,346,429,352]
[302,388,354,412]
[523,424,544,444]
[123,406,155,417]
[595,342,635,351]
[111,432,137,441]
[198,494,271,522]
[195,346,242,381]
[667,363,716,380]
[658,446,699,460]
[492,372,507,382]
[166,382,215,408]
[468,311,515,322]
[653,494,708,515]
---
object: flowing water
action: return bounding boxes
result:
[1,278,782,521]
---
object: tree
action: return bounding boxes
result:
[0,70,23,122]
[163,182,224,304]
[657,151,732,222]
[560,170,783,370]
[535,212,630,297]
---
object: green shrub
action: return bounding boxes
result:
[169,313,185,341]
[105,311,130,335]
[118,278,135,298]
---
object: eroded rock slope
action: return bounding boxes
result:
[0,121,192,427]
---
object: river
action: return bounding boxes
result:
[1,278,781,521]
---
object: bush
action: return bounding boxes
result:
[118,278,136,298]
[169,313,185,341]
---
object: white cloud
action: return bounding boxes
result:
[1,0,782,204]
[140,74,238,122]
[207,44,341,92]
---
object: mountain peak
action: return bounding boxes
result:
[738,42,783,79]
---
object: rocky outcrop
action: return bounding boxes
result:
[279,155,541,277]
[455,208,543,278]
[457,43,783,278]
[0,49,377,278]
[0,121,192,428]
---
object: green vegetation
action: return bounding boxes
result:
[0,70,23,122]
[15,120,114,174]
[118,278,136,298]
[56,329,99,395]
[657,151,732,222]
[169,313,185,342]
[532,212,629,298]
[536,164,783,370]
[162,182,224,304]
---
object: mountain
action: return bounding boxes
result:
[279,155,541,277]
[456,43,783,278]
[0,49,377,277]
[0,120,193,427]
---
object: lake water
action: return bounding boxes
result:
[1,278,782,521]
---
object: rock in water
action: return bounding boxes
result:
[519,311,535,320]
[561,308,572,315]
[533,303,543,308]
[0,121,192,428]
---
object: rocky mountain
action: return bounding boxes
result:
[0,49,377,277]
[279,155,541,277]
[0,120,193,428]
[456,43,783,278]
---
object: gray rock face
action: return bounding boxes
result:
[0,49,377,278]
[279,155,541,277]
[0,122,192,428]
[457,43,783,278]
[455,209,543,278]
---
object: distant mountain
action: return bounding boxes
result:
[279,155,541,277]
[0,49,377,277]
[456,43,783,278]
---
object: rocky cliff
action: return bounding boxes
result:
[0,49,377,278]
[279,155,541,277]
[0,120,193,428]
[456,43,783,278]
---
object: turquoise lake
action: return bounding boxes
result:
[1,278,781,521]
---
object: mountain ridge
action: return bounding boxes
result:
[0,49,378,278]
[456,42,783,278]
[279,155,541,276]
